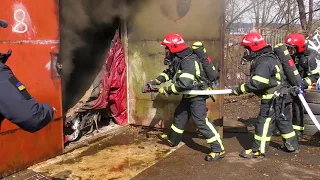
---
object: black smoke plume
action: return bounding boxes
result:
[59,0,146,112]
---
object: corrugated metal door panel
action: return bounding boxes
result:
[0,0,62,177]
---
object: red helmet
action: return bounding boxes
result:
[240,32,267,52]
[285,33,307,53]
[161,33,187,53]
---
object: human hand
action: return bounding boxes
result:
[158,87,169,96]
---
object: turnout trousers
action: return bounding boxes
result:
[167,96,224,153]
[292,95,305,135]
[252,96,299,154]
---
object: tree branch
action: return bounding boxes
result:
[225,1,256,29]
[278,7,320,29]
[296,0,307,29]
[307,0,314,30]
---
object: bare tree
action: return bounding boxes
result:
[226,0,320,31]
[296,0,314,30]
[225,0,256,31]
[248,0,293,27]
[308,0,314,30]
[297,0,308,29]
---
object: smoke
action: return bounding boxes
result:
[60,0,146,112]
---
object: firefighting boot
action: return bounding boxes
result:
[156,133,175,147]
[279,136,300,153]
[239,149,264,159]
[279,143,300,153]
[295,130,303,141]
[205,151,226,162]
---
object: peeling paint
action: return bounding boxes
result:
[131,51,147,83]
[45,60,51,71]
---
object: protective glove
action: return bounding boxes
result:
[293,80,308,95]
[0,49,12,64]
[290,85,304,96]
[296,86,305,95]
[300,80,309,90]
[211,81,219,87]
[230,88,240,96]
[158,87,169,96]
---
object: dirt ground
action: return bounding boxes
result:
[223,94,260,131]
[27,126,183,180]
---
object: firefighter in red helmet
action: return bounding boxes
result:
[144,33,225,162]
[284,33,319,139]
[231,32,299,158]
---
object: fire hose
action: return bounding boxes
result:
[273,87,320,132]
[182,89,233,95]
[298,93,320,131]
[142,83,232,101]
[142,83,319,133]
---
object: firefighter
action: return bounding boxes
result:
[145,33,225,162]
[272,43,303,138]
[284,33,319,139]
[231,32,299,158]
[0,50,56,133]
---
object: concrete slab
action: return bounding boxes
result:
[0,169,55,180]
[133,133,320,180]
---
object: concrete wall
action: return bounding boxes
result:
[125,0,225,132]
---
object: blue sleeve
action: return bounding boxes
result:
[0,63,55,132]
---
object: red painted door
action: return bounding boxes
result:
[0,0,63,177]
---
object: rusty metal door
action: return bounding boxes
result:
[0,0,62,177]
[126,0,225,132]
